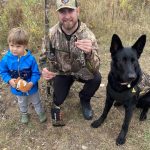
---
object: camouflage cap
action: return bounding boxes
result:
[56,0,77,11]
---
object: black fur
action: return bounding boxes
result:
[91,34,150,145]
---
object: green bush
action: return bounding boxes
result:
[0,0,150,51]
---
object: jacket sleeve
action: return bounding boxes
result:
[30,57,41,85]
[0,57,12,83]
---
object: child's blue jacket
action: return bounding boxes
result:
[0,50,41,96]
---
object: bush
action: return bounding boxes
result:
[0,0,150,51]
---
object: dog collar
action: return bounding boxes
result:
[108,83,139,101]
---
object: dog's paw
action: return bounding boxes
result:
[91,120,102,128]
[139,113,147,121]
[116,136,126,145]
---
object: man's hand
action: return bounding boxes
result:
[75,39,92,54]
[42,68,56,80]
[9,78,16,88]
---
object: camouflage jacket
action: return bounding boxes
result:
[39,21,100,80]
[138,72,150,96]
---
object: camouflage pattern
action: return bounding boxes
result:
[138,71,150,96]
[56,0,77,11]
[39,52,47,69]
[39,21,100,81]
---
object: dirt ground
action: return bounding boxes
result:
[0,48,150,150]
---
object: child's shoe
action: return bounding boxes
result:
[51,104,65,127]
[38,112,47,123]
[21,113,29,124]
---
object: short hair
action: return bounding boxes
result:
[7,27,29,45]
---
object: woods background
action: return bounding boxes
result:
[0,0,150,51]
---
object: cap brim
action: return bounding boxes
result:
[56,6,76,11]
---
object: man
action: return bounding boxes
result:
[41,0,101,126]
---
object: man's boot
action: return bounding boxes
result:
[51,103,65,127]
[80,100,93,120]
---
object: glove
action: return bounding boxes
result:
[15,77,33,92]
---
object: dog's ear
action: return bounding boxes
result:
[110,34,123,55]
[132,35,146,58]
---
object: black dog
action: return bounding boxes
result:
[91,34,150,145]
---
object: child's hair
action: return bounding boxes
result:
[7,27,29,45]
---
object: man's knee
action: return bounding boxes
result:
[93,71,101,85]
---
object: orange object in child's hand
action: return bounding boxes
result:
[15,77,33,92]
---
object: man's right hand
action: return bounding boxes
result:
[42,68,56,80]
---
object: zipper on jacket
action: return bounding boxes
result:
[17,57,21,77]
[67,41,71,58]
[68,35,77,59]
[17,56,29,96]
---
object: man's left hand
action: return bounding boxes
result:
[75,39,92,54]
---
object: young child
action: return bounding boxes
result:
[0,27,47,124]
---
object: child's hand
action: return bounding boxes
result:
[15,77,33,92]
[18,81,33,92]
[21,82,33,92]
[9,78,17,88]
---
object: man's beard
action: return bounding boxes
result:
[62,20,77,30]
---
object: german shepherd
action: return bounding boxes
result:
[91,34,150,145]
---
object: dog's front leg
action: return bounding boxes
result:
[91,94,114,128]
[116,104,134,145]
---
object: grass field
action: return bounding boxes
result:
[0,44,150,149]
